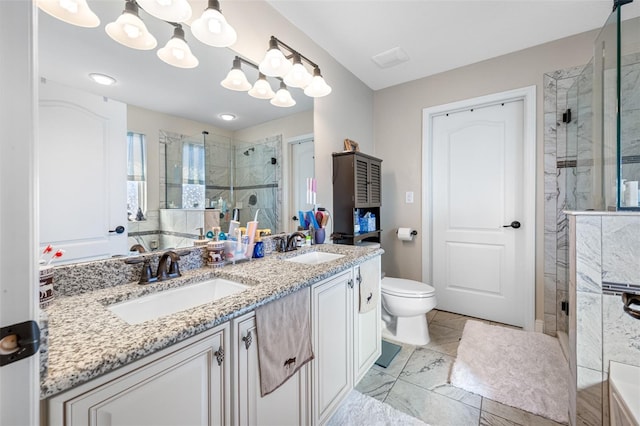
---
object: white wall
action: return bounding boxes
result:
[373,30,599,322]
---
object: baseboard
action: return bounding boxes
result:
[534,319,544,333]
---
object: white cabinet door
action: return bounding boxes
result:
[311,271,353,425]
[232,311,309,426]
[353,256,382,383]
[39,80,128,263]
[49,324,230,426]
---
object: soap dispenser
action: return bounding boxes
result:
[194,227,207,247]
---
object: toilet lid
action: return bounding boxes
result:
[382,277,435,297]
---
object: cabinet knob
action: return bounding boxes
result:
[214,346,224,366]
[242,331,253,350]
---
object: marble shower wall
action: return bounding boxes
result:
[543,65,585,336]
[233,135,282,233]
[568,213,640,426]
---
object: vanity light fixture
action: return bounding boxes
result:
[157,24,199,69]
[304,67,332,98]
[136,0,192,23]
[259,36,332,98]
[89,73,117,86]
[37,0,100,28]
[220,57,252,91]
[258,37,292,78]
[106,0,157,50]
[191,0,237,48]
[270,81,296,108]
[248,73,276,100]
[283,53,312,88]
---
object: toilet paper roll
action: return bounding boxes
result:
[397,227,415,241]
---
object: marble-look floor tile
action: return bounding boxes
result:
[354,369,396,402]
[480,411,521,426]
[427,309,437,323]
[385,379,480,426]
[423,323,464,357]
[482,398,566,426]
[399,347,455,391]
[431,383,482,409]
[372,340,415,379]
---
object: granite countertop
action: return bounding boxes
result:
[40,244,383,399]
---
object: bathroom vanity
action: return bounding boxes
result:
[40,245,382,426]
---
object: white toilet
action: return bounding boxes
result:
[381,277,437,346]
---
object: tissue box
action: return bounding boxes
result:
[368,216,376,232]
[359,217,368,233]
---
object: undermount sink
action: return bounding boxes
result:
[108,278,249,325]
[285,251,345,265]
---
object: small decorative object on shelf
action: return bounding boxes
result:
[343,138,360,152]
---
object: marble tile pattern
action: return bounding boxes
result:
[40,244,383,398]
[355,310,565,426]
[568,212,640,425]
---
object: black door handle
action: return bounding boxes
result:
[503,221,521,229]
[109,225,125,234]
[292,216,299,221]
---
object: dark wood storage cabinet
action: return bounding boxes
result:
[332,151,382,245]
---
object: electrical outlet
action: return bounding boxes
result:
[405,191,414,204]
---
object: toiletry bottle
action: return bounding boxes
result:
[194,227,207,246]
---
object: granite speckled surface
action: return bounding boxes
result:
[40,244,382,399]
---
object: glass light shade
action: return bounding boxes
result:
[157,36,198,69]
[248,75,275,100]
[137,0,192,22]
[106,10,157,50]
[304,68,332,98]
[270,83,296,108]
[284,62,312,88]
[37,0,100,28]
[259,47,292,78]
[221,68,251,91]
[191,8,237,47]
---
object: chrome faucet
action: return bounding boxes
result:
[286,232,307,251]
[156,250,181,281]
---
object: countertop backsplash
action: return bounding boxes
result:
[51,233,293,297]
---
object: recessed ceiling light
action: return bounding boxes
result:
[219,113,236,121]
[89,73,116,86]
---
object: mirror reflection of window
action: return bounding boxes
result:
[127,132,147,220]
[182,142,205,209]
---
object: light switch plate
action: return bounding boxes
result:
[405,191,414,204]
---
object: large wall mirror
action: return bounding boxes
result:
[38,0,314,264]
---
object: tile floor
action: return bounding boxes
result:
[355,310,566,426]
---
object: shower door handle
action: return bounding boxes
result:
[502,221,521,229]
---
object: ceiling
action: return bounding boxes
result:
[268,0,636,90]
[39,0,639,130]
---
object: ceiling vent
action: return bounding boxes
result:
[371,47,409,69]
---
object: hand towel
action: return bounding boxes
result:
[359,271,379,313]
[255,288,314,396]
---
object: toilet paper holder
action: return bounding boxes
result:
[396,229,418,236]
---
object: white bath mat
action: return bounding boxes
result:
[450,320,569,424]
[327,390,429,426]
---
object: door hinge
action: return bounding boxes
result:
[561,300,569,316]
[0,320,40,367]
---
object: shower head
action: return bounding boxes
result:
[243,147,255,156]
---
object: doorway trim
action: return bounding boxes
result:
[421,86,536,331]
[286,133,314,233]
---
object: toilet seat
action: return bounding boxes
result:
[382,277,435,297]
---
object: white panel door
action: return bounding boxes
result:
[39,80,127,263]
[0,1,39,424]
[432,100,525,326]
[353,256,381,384]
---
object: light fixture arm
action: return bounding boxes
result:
[269,35,319,70]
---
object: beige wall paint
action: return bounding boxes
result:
[374,30,598,323]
